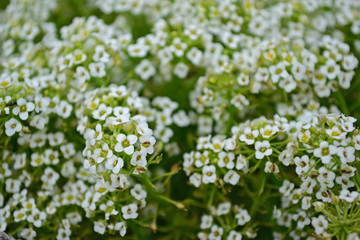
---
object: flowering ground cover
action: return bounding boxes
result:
[1,0,360,239]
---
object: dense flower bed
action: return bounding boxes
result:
[1,0,360,239]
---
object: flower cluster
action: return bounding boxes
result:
[1,0,360,239]
[184,112,360,238]
[198,202,251,240]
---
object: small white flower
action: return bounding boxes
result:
[339,189,359,202]
[312,215,328,235]
[130,184,147,200]
[217,202,231,216]
[105,155,124,174]
[93,45,110,63]
[260,125,278,139]
[115,222,127,237]
[12,98,35,120]
[5,118,22,136]
[94,221,106,234]
[235,209,251,225]
[115,134,137,155]
[189,173,202,187]
[200,215,213,229]
[279,180,294,196]
[218,151,235,169]
[255,141,273,159]
[14,209,27,222]
[224,170,240,185]
[294,155,310,176]
[92,103,112,120]
[325,126,346,140]
[121,204,138,220]
[202,165,216,184]
[89,62,106,77]
[27,208,46,227]
[227,231,242,240]
[314,141,337,164]
[135,59,155,80]
[264,161,279,173]
[186,47,203,65]
[130,150,147,167]
[337,146,355,164]
[173,62,189,79]
[209,225,223,240]
[239,127,259,145]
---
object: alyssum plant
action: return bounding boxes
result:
[1,0,360,239]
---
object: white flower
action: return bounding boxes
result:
[105,155,124,174]
[200,215,213,229]
[298,130,311,143]
[93,143,113,163]
[301,196,312,210]
[335,175,354,189]
[89,62,106,77]
[121,204,138,219]
[224,170,240,185]
[19,228,36,240]
[131,184,147,200]
[279,180,294,196]
[14,209,27,222]
[56,228,71,240]
[93,45,110,63]
[342,55,358,71]
[217,202,231,216]
[231,94,249,110]
[128,43,149,57]
[294,155,310,176]
[130,150,147,167]
[186,47,202,65]
[269,62,288,83]
[317,167,335,188]
[320,58,340,80]
[115,134,137,155]
[189,173,202,187]
[314,141,337,164]
[75,66,90,83]
[312,215,328,235]
[218,151,235,169]
[325,126,346,140]
[173,62,189,79]
[114,222,127,237]
[73,49,87,64]
[235,209,251,225]
[41,167,59,185]
[239,127,259,145]
[170,37,187,57]
[202,165,216,184]
[300,177,317,194]
[209,225,223,240]
[135,59,155,80]
[227,231,242,240]
[264,161,279,173]
[337,146,355,164]
[110,173,128,189]
[5,118,22,136]
[255,141,273,159]
[94,221,106,234]
[339,189,359,202]
[92,103,112,120]
[279,75,297,93]
[260,125,278,139]
[27,208,46,227]
[12,98,35,120]
[236,154,248,171]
